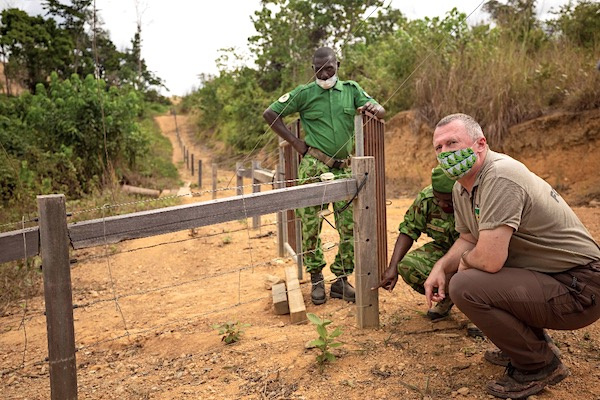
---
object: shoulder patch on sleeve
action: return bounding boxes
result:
[278,93,290,103]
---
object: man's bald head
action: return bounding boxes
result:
[313,47,336,63]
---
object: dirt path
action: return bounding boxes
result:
[1,112,600,399]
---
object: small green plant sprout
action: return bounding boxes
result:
[212,321,250,344]
[306,313,343,372]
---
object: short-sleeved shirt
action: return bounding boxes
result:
[399,185,459,251]
[268,79,378,159]
[453,150,600,273]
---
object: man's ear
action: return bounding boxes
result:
[475,137,487,151]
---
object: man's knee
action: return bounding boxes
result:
[448,270,480,307]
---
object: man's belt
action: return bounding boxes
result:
[306,147,351,169]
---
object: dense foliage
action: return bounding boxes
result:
[0,0,176,213]
[182,0,600,153]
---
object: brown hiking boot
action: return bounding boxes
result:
[486,356,569,399]
[426,297,454,320]
[485,331,561,367]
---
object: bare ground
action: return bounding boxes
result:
[1,112,600,400]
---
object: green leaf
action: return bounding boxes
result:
[307,313,322,325]
[316,325,328,338]
[330,328,343,338]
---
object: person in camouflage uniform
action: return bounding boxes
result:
[376,166,484,337]
[263,47,385,305]
[376,167,457,307]
[296,157,354,284]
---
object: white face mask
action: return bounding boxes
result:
[316,74,337,90]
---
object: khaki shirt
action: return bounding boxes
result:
[453,150,600,273]
[268,79,378,159]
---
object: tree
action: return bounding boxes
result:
[0,8,73,91]
[43,0,94,76]
[249,0,385,92]
[483,0,547,49]
[549,0,600,48]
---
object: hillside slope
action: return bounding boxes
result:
[384,108,600,205]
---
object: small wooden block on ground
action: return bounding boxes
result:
[272,282,289,315]
[284,266,306,324]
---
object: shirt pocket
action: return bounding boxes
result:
[343,107,355,116]
[304,111,323,120]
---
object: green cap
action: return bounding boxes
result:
[431,166,455,193]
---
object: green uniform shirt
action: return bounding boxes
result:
[399,185,459,251]
[268,79,379,159]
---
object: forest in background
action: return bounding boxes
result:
[0,0,177,222]
[181,0,599,161]
[0,0,178,307]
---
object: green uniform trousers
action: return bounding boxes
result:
[397,241,447,294]
[296,155,354,276]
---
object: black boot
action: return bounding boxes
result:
[310,272,326,305]
[330,276,355,303]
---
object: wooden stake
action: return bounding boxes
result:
[37,194,78,399]
[352,157,379,328]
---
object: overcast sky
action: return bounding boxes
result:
[4,0,570,96]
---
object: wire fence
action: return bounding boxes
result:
[0,154,382,400]
[0,212,356,380]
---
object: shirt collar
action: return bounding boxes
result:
[332,78,343,91]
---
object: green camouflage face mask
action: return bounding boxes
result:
[437,146,477,180]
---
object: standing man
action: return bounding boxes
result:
[263,46,385,305]
[425,113,600,399]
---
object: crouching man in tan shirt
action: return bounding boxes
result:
[425,113,600,399]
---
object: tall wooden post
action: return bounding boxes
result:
[191,154,195,176]
[37,194,78,399]
[212,163,218,200]
[352,157,379,328]
[276,162,285,257]
[236,162,243,196]
[198,160,203,188]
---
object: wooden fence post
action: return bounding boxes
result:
[198,160,202,188]
[251,160,260,229]
[191,154,195,176]
[276,162,285,257]
[236,162,243,196]
[37,194,78,399]
[352,157,379,328]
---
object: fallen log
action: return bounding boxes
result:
[121,184,161,198]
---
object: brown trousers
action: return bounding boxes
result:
[449,260,600,371]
